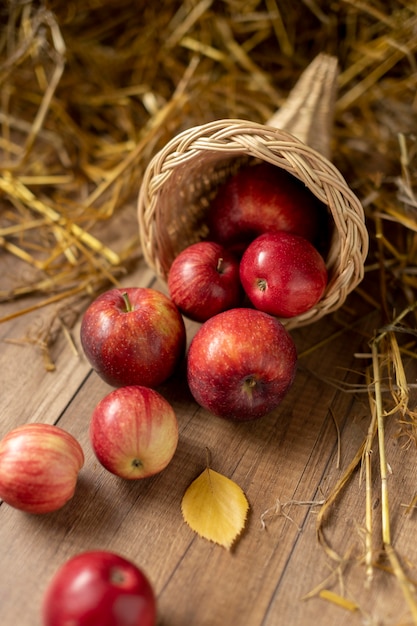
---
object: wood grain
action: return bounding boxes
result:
[1,256,417,626]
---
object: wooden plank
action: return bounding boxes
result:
[272,399,417,626]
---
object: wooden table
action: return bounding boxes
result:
[1,244,417,626]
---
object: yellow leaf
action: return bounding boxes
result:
[181,467,249,550]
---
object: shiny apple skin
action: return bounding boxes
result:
[0,423,84,514]
[167,241,243,322]
[89,385,178,479]
[42,550,156,626]
[187,308,297,421]
[208,162,327,254]
[80,287,186,388]
[239,231,328,318]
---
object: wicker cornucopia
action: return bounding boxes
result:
[137,53,369,329]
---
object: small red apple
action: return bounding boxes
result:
[42,550,156,626]
[89,385,178,479]
[187,308,297,421]
[0,423,84,514]
[207,162,327,254]
[80,287,186,388]
[239,231,328,318]
[167,241,242,322]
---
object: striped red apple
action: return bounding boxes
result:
[208,162,327,255]
[89,385,178,479]
[239,231,328,318]
[80,287,186,388]
[187,308,297,421]
[0,423,84,514]
[167,240,242,322]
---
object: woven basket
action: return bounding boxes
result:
[137,54,369,329]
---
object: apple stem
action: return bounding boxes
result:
[110,567,126,586]
[122,291,133,312]
[257,278,267,292]
[216,257,225,274]
[243,376,258,399]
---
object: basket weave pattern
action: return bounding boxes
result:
[138,118,369,329]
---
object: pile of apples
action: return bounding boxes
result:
[0,161,331,509]
[168,162,329,422]
[0,162,329,626]
[169,162,328,322]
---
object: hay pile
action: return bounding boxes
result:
[1,1,416,317]
[1,0,417,613]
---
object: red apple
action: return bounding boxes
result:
[80,287,186,388]
[167,241,242,322]
[187,308,297,421]
[239,231,328,318]
[42,550,156,626]
[208,162,327,254]
[0,423,84,514]
[89,385,178,479]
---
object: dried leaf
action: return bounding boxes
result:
[181,467,249,550]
